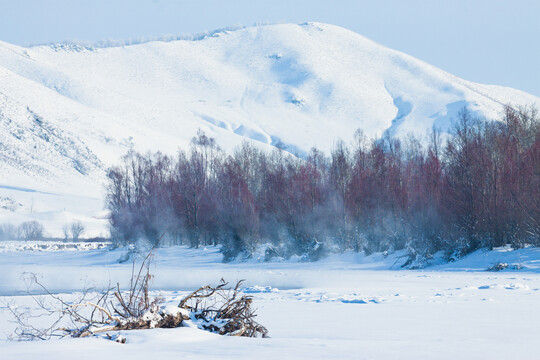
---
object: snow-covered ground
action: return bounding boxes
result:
[1,244,539,359]
[0,240,110,253]
[0,187,108,238]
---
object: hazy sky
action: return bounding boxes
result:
[1,0,539,96]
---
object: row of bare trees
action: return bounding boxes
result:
[106,106,540,261]
[0,221,85,241]
[0,221,44,241]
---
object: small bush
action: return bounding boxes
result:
[487,262,523,271]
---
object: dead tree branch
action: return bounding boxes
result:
[178,279,268,338]
[8,246,268,340]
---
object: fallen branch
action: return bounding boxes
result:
[8,248,268,340]
[179,279,268,338]
[69,302,118,323]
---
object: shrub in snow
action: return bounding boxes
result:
[487,262,509,271]
[487,262,524,271]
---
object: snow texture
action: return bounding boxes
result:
[1,245,540,359]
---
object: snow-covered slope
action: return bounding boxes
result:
[1,22,539,235]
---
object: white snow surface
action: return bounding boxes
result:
[1,22,539,236]
[1,245,540,359]
[0,240,110,252]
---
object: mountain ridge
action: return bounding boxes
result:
[0,22,538,236]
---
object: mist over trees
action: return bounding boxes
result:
[106,106,540,262]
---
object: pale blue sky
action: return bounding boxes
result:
[1,0,539,96]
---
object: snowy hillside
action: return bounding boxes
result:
[0,22,539,236]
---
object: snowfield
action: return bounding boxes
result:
[0,240,110,253]
[1,245,540,359]
[1,22,540,236]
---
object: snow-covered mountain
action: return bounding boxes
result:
[1,22,539,236]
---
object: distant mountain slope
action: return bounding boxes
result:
[0,22,538,235]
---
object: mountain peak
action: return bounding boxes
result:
[0,22,538,196]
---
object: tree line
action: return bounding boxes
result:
[106,106,540,262]
[0,220,86,241]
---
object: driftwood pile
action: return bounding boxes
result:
[8,251,268,341]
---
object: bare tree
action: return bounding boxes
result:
[62,225,70,242]
[18,221,44,241]
[0,223,17,240]
[70,221,85,241]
